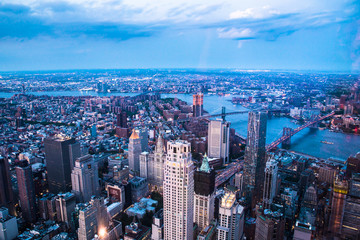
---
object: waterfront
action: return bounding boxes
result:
[1,91,359,160]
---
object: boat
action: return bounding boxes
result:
[320,140,334,145]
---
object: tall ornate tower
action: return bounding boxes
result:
[163,140,194,240]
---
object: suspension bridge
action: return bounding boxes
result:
[215,111,335,187]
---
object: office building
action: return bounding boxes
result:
[116,111,128,128]
[0,156,15,215]
[71,155,100,203]
[341,173,360,239]
[193,93,203,117]
[129,177,149,203]
[263,159,278,209]
[0,207,18,240]
[318,166,337,184]
[55,192,76,229]
[15,161,37,223]
[44,136,81,193]
[208,120,230,165]
[194,154,216,233]
[328,178,348,235]
[151,209,164,240]
[135,128,149,152]
[77,197,109,240]
[128,129,142,174]
[140,134,166,191]
[346,153,360,179]
[77,203,97,240]
[217,192,244,240]
[255,205,285,240]
[163,140,195,240]
[243,111,267,209]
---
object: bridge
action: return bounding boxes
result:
[215,111,335,187]
[136,107,287,127]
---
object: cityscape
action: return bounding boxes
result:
[1,0,360,240]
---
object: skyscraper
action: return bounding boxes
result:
[217,192,245,240]
[341,173,360,239]
[193,93,203,117]
[194,154,216,233]
[128,129,142,174]
[0,207,18,240]
[116,111,128,128]
[55,192,76,229]
[77,197,109,240]
[15,161,37,223]
[243,111,267,209]
[163,140,194,240]
[140,133,166,191]
[254,205,285,240]
[0,156,15,215]
[328,178,348,235]
[208,120,230,165]
[44,136,81,193]
[263,159,278,209]
[71,155,100,203]
[135,128,149,152]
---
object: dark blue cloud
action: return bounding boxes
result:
[0,3,156,40]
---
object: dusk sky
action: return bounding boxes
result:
[0,0,359,72]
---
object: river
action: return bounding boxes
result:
[1,91,360,160]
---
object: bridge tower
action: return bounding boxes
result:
[282,127,293,149]
[309,115,319,129]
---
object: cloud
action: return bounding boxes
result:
[217,28,255,40]
[0,0,358,43]
[0,2,156,40]
[229,6,280,19]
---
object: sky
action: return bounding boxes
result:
[0,0,359,72]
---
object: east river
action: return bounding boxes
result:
[1,91,359,160]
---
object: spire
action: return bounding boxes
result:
[130,129,139,140]
[200,153,211,173]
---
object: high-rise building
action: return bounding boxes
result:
[163,140,194,240]
[0,207,18,240]
[77,197,109,240]
[140,134,166,191]
[207,120,230,165]
[328,178,348,235]
[116,111,128,128]
[254,205,285,240]
[77,203,97,240]
[217,192,244,240]
[15,161,37,223]
[346,153,360,179]
[341,173,360,239]
[194,154,216,233]
[55,192,76,229]
[128,130,142,175]
[44,136,81,193]
[263,159,278,209]
[135,128,149,152]
[151,209,164,240]
[71,155,100,203]
[243,111,267,209]
[0,156,15,215]
[193,93,203,117]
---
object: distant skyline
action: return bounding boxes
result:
[0,0,359,72]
